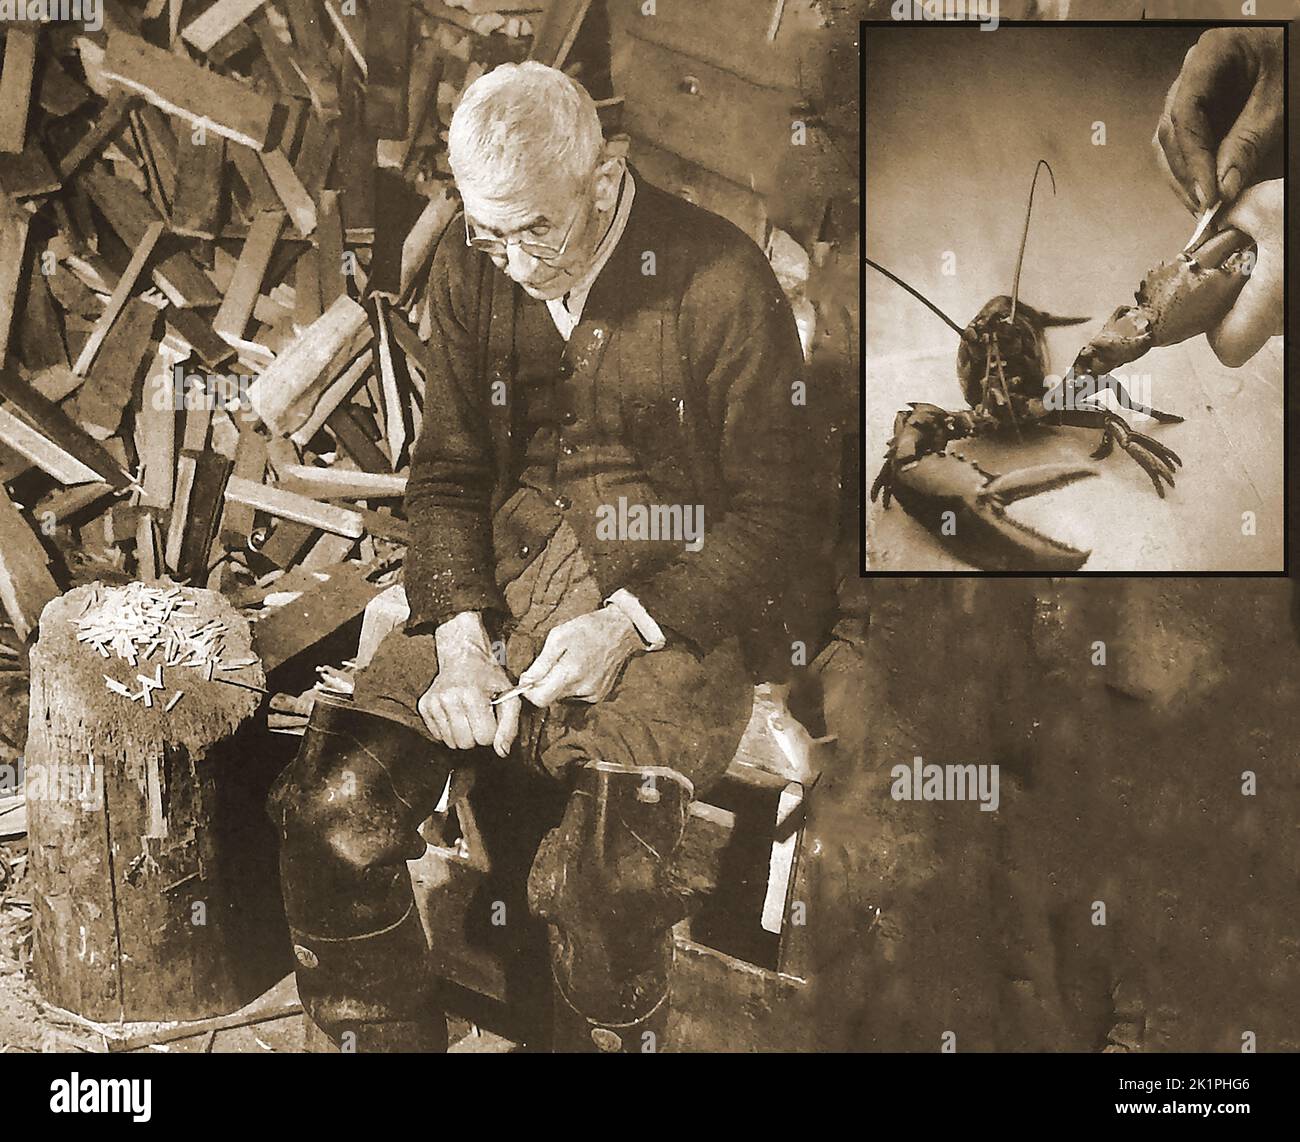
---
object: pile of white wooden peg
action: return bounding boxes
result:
[70,582,257,710]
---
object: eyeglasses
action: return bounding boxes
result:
[463,201,583,265]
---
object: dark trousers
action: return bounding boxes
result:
[273,519,753,1047]
[352,518,753,788]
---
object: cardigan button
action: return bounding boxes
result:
[554,495,572,511]
[557,360,574,378]
[561,410,577,425]
[518,544,531,558]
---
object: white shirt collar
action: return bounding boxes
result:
[546,165,636,340]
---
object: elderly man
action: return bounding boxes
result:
[268,61,828,1052]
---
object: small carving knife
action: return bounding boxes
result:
[1182,198,1224,257]
[490,685,528,706]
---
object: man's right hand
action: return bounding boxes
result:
[418,611,521,758]
[1153,27,1283,213]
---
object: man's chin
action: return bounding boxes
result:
[520,284,565,301]
[512,274,567,301]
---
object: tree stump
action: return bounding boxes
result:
[26,581,268,1022]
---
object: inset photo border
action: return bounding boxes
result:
[860,19,1289,575]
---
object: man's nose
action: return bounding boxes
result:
[505,243,542,279]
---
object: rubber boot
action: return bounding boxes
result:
[527,761,693,1053]
[267,698,453,1052]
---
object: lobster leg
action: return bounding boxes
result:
[1048,230,1254,500]
[1053,406,1182,498]
[1084,376,1183,424]
[1045,372,1184,425]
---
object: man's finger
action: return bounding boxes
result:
[464,689,498,747]
[1205,180,1281,366]
[523,658,578,707]
[418,693,454,745]
[1153,124,1199,214]
[518,635,567,689]
[1162,51,1220,210]
[1214,76,1281,204]
[1218,178,1279,237]
[1155,65,1199,209]
[443,693,478,750]
[493,695,521,758]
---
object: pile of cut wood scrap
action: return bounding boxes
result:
[0,1,543,711]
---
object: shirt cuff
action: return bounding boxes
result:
[605,588,666,652]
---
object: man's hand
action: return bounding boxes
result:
[1153,27,1283,213]
[1208,179,1282,368]
[516,606,645,707]
[419,611,520,757]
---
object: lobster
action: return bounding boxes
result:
[867,160,1256,572]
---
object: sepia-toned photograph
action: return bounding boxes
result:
[864,20,1286,572]
[0,0,859,1065]
[0,0,1294,1124]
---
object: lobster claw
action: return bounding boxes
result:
[886,452,1099,572]
[1072,227,1256,377]
[972,461,1101,571]
[1146,227,1256,346]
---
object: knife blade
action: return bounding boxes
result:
[490,685,528,706]
[1182,198,1223,255]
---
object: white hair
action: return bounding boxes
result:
[448,61,604,201]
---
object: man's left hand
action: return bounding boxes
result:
[1208,178,1282,367]
[517,607,646,706]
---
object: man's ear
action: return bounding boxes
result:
[592,155,624,210]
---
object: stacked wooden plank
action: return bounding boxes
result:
[0,1,540,678]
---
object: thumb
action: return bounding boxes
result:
[1217,178,1280,241]
[493,695,521,758]
[1215,81,1281,204]
[518,633,564,688]
[1207,242,1281,367]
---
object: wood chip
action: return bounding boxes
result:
[101,31,282,152]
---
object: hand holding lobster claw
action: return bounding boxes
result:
[1068,225,1258,379]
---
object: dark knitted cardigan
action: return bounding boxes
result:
[402,169,829,673]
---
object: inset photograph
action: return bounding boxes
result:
[863,22,1285,573]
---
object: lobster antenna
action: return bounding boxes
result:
[1009,159,1056,325]
[864,257,965,338]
